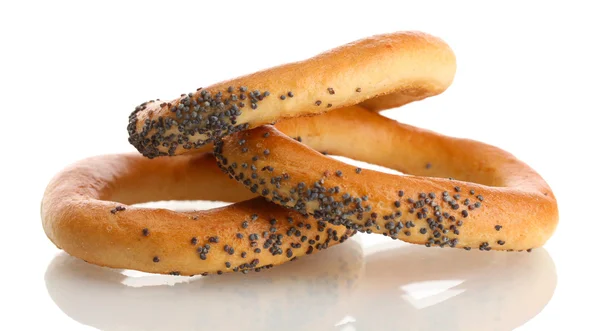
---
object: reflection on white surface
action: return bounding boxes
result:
[347,242,557,331]
[46,237,365,331]
[45,237,556,331]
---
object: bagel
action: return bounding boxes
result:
[215,106,559,252]
[127,31,456,158]
[41,153,354,276]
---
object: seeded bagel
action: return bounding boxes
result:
[41,153,354,276]
[215,106,559,252]
[127,31,456,158]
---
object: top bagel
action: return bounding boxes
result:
[127,31,456,158]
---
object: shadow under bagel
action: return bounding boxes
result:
[45,234,555,331]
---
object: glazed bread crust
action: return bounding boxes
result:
[216,106,559,252]
[41,153,354,276]
[127,31,456,158]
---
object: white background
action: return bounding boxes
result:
[1,1,598,330]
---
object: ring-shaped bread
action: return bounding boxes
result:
[41,153,354,276]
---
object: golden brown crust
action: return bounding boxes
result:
[41,153,354,276]
[216,106,558,251]
[127,31,456,158]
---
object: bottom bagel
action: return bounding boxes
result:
[41,153,354,275]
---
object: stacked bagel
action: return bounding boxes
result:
[42,31,558,276]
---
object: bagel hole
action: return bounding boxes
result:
[131,200,231,212]
[329,155,406,176]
